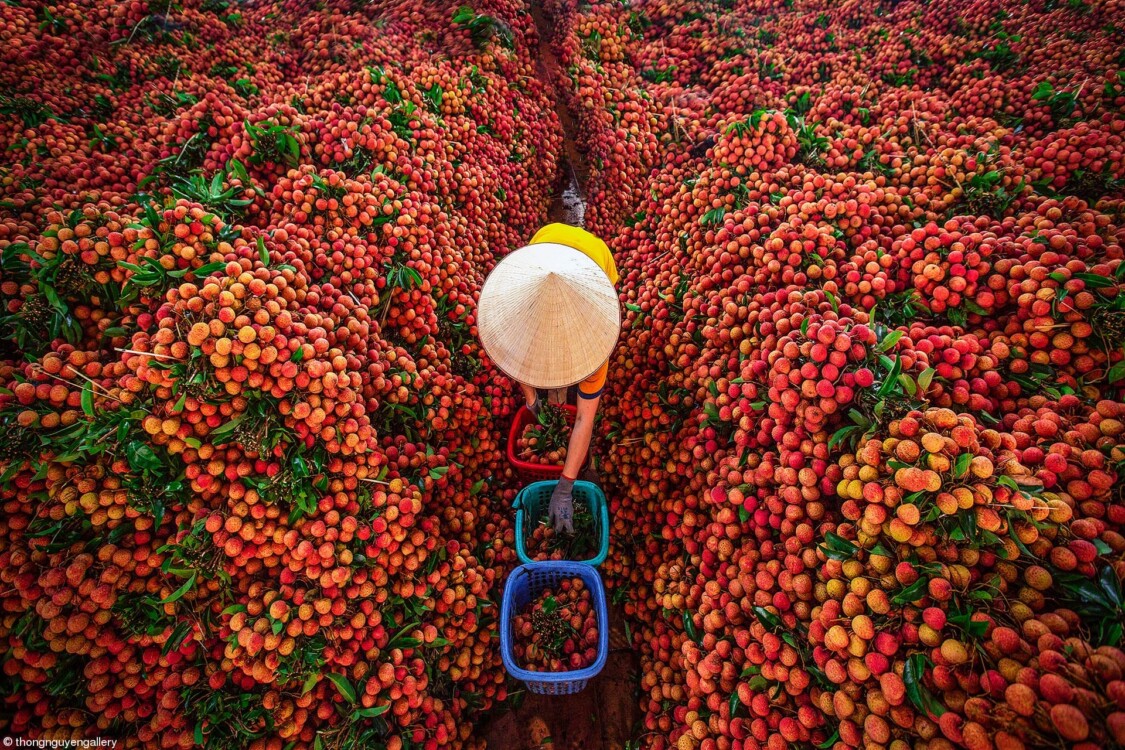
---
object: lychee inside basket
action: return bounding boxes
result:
[514,480,609,567]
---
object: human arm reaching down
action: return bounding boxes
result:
[548,362,605,533]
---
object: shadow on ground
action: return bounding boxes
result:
[483,4,642,747]
[482,605,641,750]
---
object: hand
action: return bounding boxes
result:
[548,477,575,534]
[527,396,541,418]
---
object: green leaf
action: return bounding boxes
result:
[828,425,859,450]
[301,673,319,695]
[41,283,65,312]
[424,84,443,113]
[848,408,871,428]
[326,672,356,703]
[210,418,245,442]
[748,674,770,690]
[1107,359,1125,383]
[171,392,187,414]
[949,609,988,638]
[877,356,903,398]
[81,383,95,418]
[1096,565,1122,608]
[162,621,193,656]
[352,704,390,719]
[997,475,1019,491]
[257,236,269,266]
[283,133,300,164]
[876,330,903,352]
[192,261,227,277]
[892,578,928,605]
[682,611,701,643]
[751,606,783,631]
[1075,272,1115,289]
[917,366,935,392]
[954,453,971,477]
[869,543,893,558]
[159,572,197,604]
[903,653,945,716]
[229,157,251,183]
[819,531,859,561]
[700,207,727,226]
[126,441,163,472]
[729,690,742,718]
[290,345,305,363]
[817,729,841,749]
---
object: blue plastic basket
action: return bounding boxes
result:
[500,562,609,694]
[514,480,610,567]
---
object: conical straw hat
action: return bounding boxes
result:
[478,242,620,390]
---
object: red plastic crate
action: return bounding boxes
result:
[507,404,577,484]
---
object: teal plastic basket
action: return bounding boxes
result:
[514,480,609,567]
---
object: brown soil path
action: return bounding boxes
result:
[482,606,641,750]
[530,1,589,228]
[481,4,642,749]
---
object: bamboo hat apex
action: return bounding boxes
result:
[478,242,620,390]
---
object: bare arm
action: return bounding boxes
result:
[561,393,599,479]
[519,381,538,409]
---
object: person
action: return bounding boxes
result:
[477,223,620,533]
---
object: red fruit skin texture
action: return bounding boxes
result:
[5,1,1125,750]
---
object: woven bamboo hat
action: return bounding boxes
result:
[478,242,620,389]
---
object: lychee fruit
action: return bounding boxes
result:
[1108,711,1125,746]
[922,607,947,631]
[991,626,1022,655]
[940,638,970,665]
[1049,703,1088,741]
[1024,565,1053,591]
[1005,683,1037,717]
[880,672,906,706]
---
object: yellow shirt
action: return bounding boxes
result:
[529,223,619,285]
[528,224,617,398]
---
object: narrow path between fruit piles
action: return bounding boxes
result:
[534,1,589,229]
[481,4,641,749]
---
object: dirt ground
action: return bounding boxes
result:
[483,8,644,747]
[482,604,642,750]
